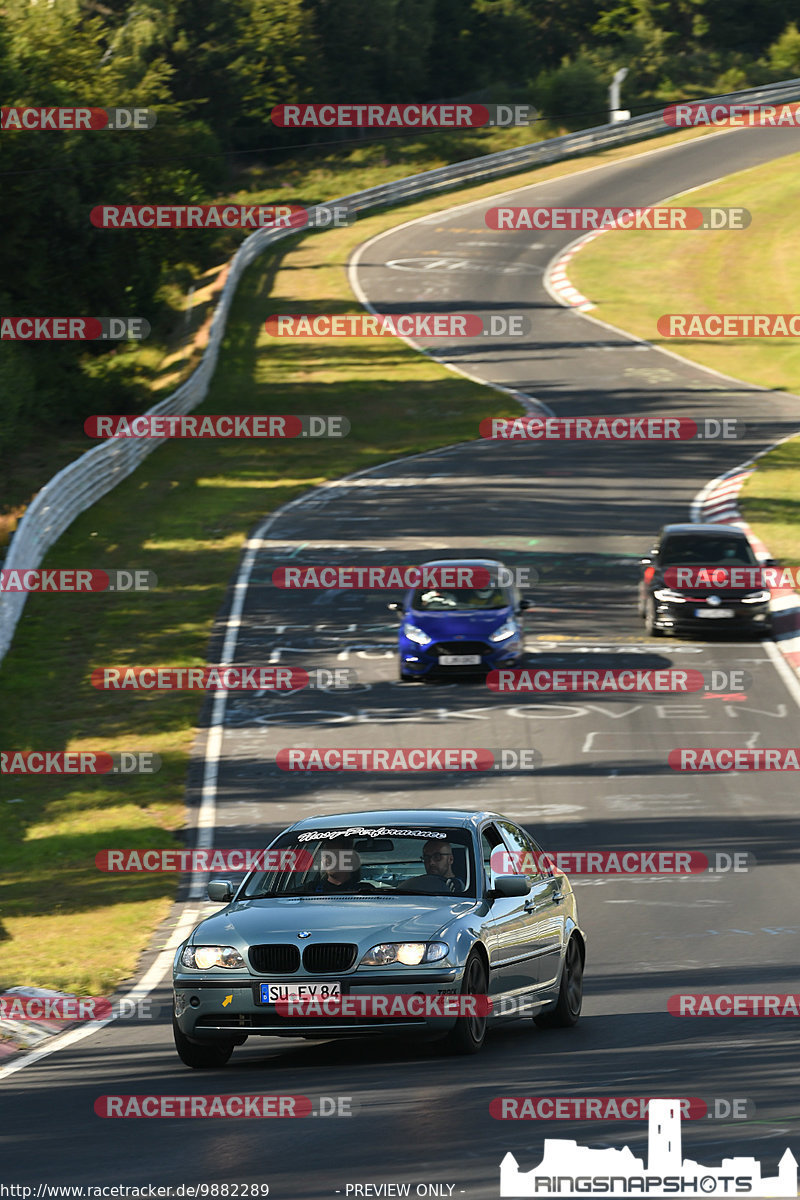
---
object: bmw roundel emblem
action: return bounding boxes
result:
[297,931,312,939]
[707,595,721,607]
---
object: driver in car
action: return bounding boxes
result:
[421,839,465,894]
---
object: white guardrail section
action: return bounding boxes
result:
[2,78,800,665]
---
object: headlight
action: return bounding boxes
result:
[181,945,245,970]
[653,588,687,603]
[360,942,448,966]
[741,590,771,604]
[490,619,517,642]
[404,624,433,646]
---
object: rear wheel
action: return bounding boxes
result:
[173,1019,235,1068]
[534,937,583,1029]
[440,951,488,1055]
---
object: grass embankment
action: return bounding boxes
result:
[0,124,714,996]
[569,149,800,563]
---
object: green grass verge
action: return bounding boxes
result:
[0,123,716,996]
[568,144,800,564]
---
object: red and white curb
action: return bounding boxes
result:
[693,462,800,673]
[544,229,608,310]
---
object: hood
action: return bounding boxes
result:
[192,895,475,952]
[406,605,513,636]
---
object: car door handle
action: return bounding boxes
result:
[551,890,563,903]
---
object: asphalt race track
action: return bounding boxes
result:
[3,128,800,1199]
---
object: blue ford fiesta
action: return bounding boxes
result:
[389,558,531,682]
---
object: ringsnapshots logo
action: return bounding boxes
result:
[84,415,349,439]
[90,666,355,690]
[1,106,156,130]
[658,314,800,337]
[480,417,738,441]
[271,103,535,128]
[486,206,749,231]
[0,569,156,592]
[265,312,530,338]
[1,318,149,340]
[664,101,800,127]
[499,1098,797,1197]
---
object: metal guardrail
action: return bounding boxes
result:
[2,78,800,665]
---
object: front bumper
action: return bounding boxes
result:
[400,636,522,677]
[173,970,462,1040]
[651,598,772,634]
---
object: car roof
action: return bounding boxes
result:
[659,524,748,537]
[417,557,509,570]
[285,809,509,833]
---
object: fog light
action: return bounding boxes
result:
[190,996,201,1008]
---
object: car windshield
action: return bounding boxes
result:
[239,828,478,899]
[411,586,508,611]
[660,535,756,567]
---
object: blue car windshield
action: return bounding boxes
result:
[411,586,508,611]
[239,829,478,899]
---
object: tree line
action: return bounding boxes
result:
[2,0,799,463]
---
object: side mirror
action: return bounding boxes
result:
[518,597,533,612]
[762,557,777,568]
[490,874,530,899]
[207,879,235,902]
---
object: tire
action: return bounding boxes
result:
[440,951,489,1055]
[173,1018,235,1068]
[534,936,583,1029]
[644,596,662,637]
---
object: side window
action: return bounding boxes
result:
[497,820,545,881]
[481,824,505,889]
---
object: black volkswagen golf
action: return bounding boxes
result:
[638,523,773,637]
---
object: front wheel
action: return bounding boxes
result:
[440,951,488,1055]
[534,937,583,1028]
[643,596,662,637]
[173,1018,235,1068]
